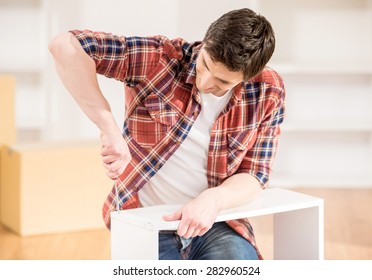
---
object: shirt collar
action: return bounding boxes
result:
[185,43,202,86]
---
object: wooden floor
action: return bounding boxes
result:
[0,188,371,260]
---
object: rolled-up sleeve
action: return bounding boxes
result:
[69,30,163,84]
[236,82,286,188]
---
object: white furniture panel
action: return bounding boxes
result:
[111,188,324,260]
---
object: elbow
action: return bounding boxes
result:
[48,33,65,57]
[48,32,78,60]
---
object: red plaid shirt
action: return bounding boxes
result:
[71,30,286,259]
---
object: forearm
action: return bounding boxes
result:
[210,173,263,211]
[49,32,131,179]
[48,32,117,133]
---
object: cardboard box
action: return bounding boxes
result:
[0,75,16,145]
[0,75,17,222]
[0,140,112,235]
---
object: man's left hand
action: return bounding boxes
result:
[163,188,221,238]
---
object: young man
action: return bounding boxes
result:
[49,8,285,260]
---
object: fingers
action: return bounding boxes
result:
[102,158,122,171]
[163,203,215,238]
[106,167,124,179]
[163,209,182,221]
[104,159,127,179]
[102,154,116,165]
[198,227,210,237]
[99,127,132,180]
[101,145,125,158]
[100,143,131,180]
[178,223,210,238]
[163,210,210,238]
[177,218,212,238]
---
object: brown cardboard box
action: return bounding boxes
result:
[0,75,16,145]
[0,140,112,235]
[0,75,17,222]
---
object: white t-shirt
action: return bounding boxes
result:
[138,90,232,206]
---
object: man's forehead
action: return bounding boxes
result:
[200,48,243,84]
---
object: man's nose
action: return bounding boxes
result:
[199,72,215,90]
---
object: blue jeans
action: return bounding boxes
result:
[158,221,259,260]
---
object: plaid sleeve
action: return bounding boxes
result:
[69,30,176,84]
[237,80,285,188]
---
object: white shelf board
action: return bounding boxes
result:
[111,188,323,231]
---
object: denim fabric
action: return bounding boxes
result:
[158,222,259,260]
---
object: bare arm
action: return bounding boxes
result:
[163,173,262,238]
[48,32,131,179]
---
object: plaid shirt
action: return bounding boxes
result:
[71,30,285,259]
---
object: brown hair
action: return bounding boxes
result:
[203,8,275,81]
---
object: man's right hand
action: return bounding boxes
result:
[100,127,131,180]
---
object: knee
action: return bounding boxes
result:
[223,238,259,260]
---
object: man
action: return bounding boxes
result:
[49,8,285,260]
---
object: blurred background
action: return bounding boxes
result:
[0,0,371,260]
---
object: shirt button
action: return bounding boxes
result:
[192,111,198,118]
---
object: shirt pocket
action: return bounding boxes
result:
[127,92,180,149]
[227,130,257,175]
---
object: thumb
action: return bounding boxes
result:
[163,208,182,221]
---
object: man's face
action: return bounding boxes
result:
[195,47,243,97]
